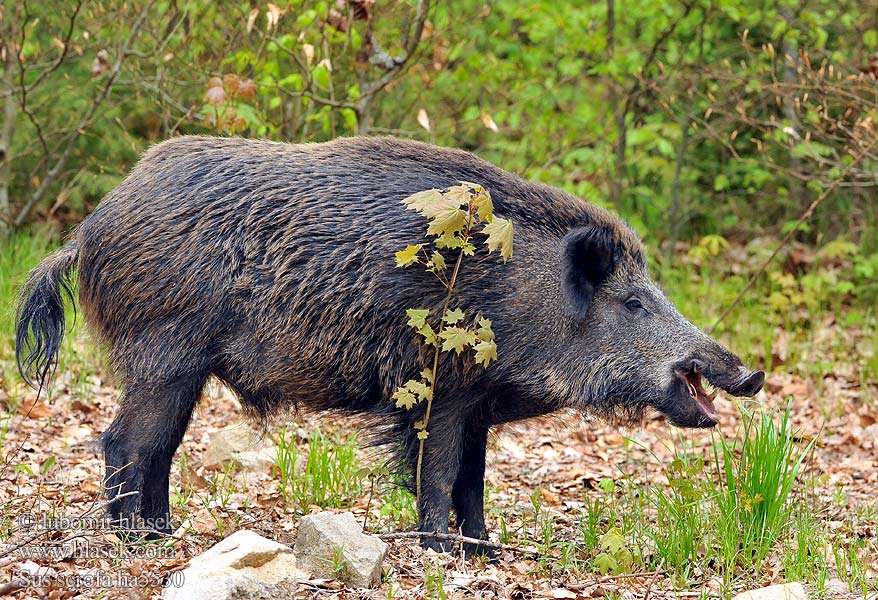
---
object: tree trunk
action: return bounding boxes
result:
[781,5,807,213]
[667,106,691,270]
[0,0,19,236]
[606,0,626,212]
[357,97,372,135]
[666,20,704,273]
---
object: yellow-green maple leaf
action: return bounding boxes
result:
[473,339,497,367]
[429,251,447,271]
[435,232,464,249]
[426,207,468,238]
[405,308,430,329]
[403,190,465,220]
[472,188,493,223]
[392,386,417,409]
[593,552,618,575]
[439,326,477,354]
[418,323,438,346]
[401,189,443,215]
[476,317,494,342]
[443,184,475,207]
[394,244,422,267]
[443,307,465,324]
[404,379,432,401]
[481,217,513,262]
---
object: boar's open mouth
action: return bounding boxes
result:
[676,365,719,424]
[659,360,724,427]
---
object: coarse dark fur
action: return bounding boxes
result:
[16,136,764,557]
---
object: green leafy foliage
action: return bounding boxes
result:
[3,0,877,267]
[395,245,423,268]
[592,526,639,575]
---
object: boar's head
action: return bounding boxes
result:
[558,223,764,428]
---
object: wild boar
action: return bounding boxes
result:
[16,136,764,557]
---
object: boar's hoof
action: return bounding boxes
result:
[421,536,499,562]
[112,517,173,543]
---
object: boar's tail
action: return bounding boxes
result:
[16,240,79,390]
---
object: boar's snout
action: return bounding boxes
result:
[690,354,764,398]
[721,366,765,397]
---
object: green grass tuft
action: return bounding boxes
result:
[273,426,364,511]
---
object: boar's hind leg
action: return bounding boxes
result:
[101,371,207,538]
[452,423,494,560]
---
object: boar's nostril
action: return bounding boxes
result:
[738,369,765,396]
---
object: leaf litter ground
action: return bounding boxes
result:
[0,348,875,600]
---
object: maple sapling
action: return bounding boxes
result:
[393,182,513,501]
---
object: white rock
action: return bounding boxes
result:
[733,583,808,600]
[202,423,276,472]
[294,511,388,588]
[163,529,297,600]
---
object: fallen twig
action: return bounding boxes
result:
[0,579,27,596]
[589,569,667,584]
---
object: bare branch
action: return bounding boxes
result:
[272,83,357,110]
[355,0,431,133]
[360,0,430,98]
[267,36,359,112]
[22,0,83,94]
[13,0,155,228]
[378,530,539,556]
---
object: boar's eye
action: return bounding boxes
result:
[624,297,646,313]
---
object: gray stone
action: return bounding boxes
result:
[733,583,808,600]
[294,511,388,588]
[163,529,297,600]
[202,423,276,472]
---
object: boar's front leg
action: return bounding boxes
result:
[411,403,494,559]
[410,402,466,554]
[452,422,495,560]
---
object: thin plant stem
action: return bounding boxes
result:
[415,199,474,500]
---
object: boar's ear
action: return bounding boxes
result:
[560,224,621,316]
